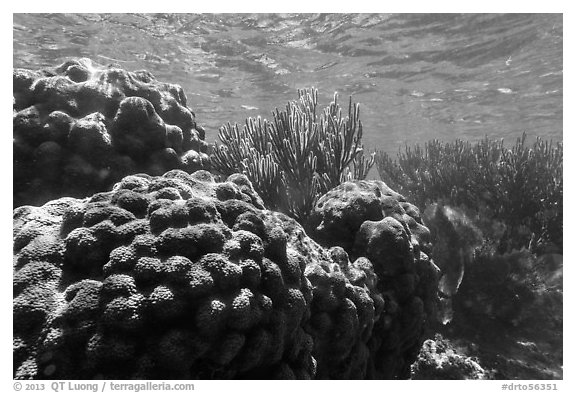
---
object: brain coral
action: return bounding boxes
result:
[13,58,210,208]
[13,171,439,380]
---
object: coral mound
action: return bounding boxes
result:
[13,58,209,208]
[14,172,439,379]
[13,170,314,379]
[308,180,440,379]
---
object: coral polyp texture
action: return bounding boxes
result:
[13,58,210,208]
[13,170,439,380]
[308,180,440,379]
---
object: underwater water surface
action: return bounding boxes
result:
[13,13,563,155]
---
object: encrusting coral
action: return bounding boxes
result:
[13,58,210,208]
[14,170,439,380]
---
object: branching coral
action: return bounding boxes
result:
[211,88,375,221]
[375,134,562,252]
[13,58,210,208]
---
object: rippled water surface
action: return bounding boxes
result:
[13,13,563,155]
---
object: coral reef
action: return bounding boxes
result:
[421,203,563,379]
[453,246,563,352]
[308,180,440,379]
[452,250,563,379]
[13,170,314,379]
[13,58,210,208]
[410,334,491,380]
[13,171,438,380]
[374,134,563,253]
[377,134,563,380]
[211,88,375,221]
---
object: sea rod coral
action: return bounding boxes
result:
[374,134,563,253]
[212,88,375,222]
[14,170,439,380]
[13,58,210,208]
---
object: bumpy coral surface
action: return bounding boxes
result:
[308,180,440,379]
[13,58,210,208]
[14,173,439,379]
[410,334,491,380]
[13,170,316,379]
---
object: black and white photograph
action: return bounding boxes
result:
[10,7,565,387]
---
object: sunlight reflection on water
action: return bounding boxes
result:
[13,13,563,155]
